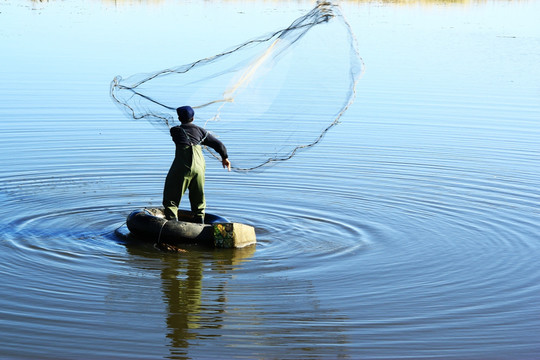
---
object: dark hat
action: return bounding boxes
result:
[176,106,194,123]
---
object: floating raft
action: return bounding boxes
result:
[126,208,256,248]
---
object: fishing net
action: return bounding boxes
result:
[110,1,364,172]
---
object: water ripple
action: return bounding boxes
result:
[1,0,540,358]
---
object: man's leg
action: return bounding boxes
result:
[188,171,206,223]
[163,161,191,220]
[189,146,206,223]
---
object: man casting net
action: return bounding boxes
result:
[110,1,364,172]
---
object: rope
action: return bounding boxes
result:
[156,220,167,245]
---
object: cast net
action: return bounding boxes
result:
[110,1,364,172]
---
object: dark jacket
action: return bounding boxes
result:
[170,123,228,160]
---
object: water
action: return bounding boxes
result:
[1,1,539,359]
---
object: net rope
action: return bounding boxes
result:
[110,1,364,172]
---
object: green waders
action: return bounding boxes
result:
[162,145,206,222]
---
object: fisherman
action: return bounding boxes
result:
[163,106,231,223]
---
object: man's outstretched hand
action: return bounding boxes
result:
[222,158,231,171]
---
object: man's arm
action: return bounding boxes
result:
[202,131,230,171]
[221,158,231,171]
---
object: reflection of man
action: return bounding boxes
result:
[160,246,255,356]
[162,106,231,223]
[162,255,203,350]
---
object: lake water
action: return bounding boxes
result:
[1,1,539,359]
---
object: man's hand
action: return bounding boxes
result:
[222,158,231,171]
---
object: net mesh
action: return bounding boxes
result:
[110,1,364,172]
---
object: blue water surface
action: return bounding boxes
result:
[0,1,539,359]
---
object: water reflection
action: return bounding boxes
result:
[161,254,206,352]
[119,238,355,358]
[123,241,255,358]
